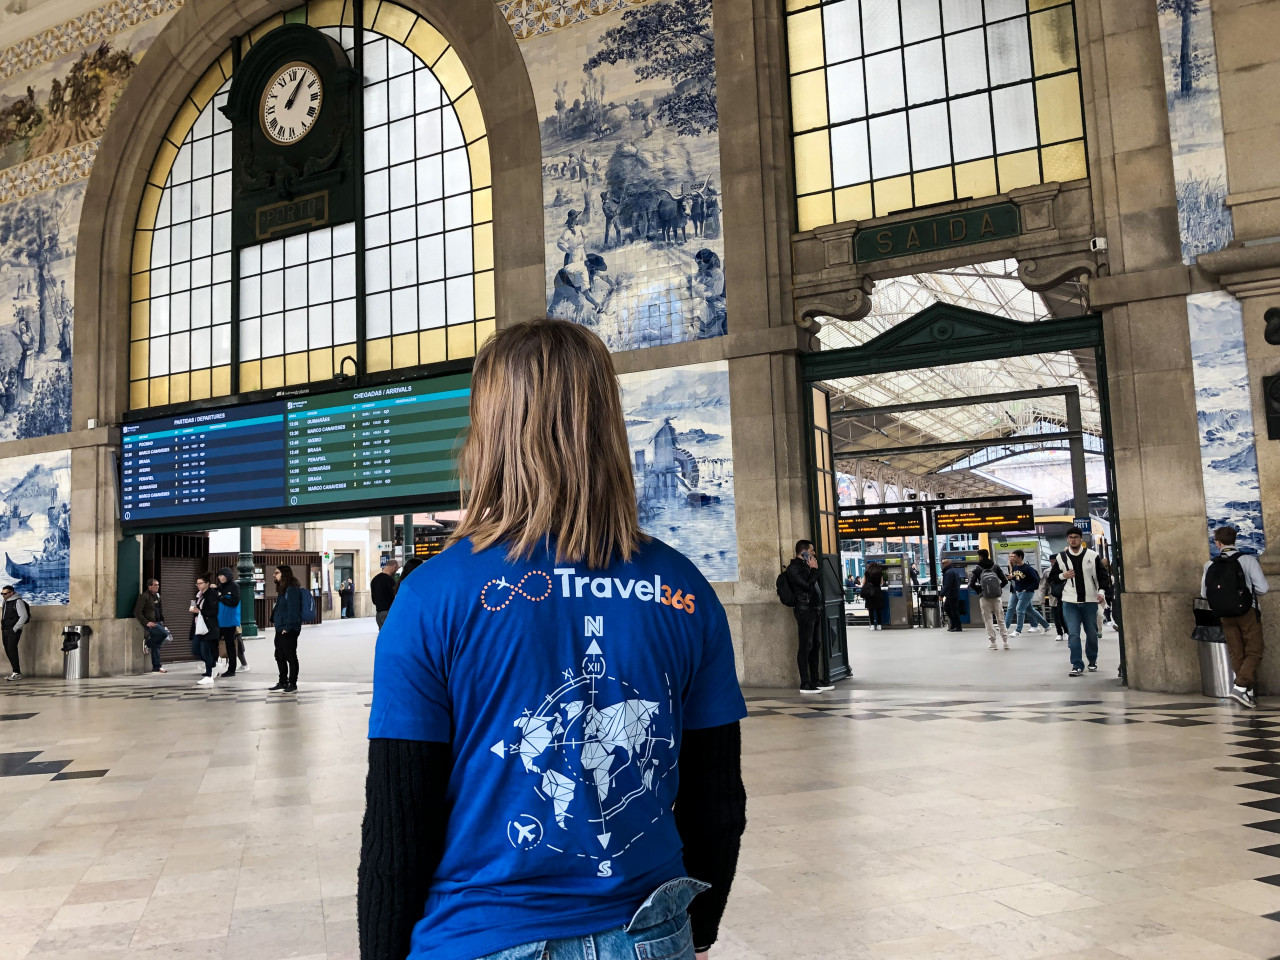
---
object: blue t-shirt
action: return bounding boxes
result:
[368,536,747,960]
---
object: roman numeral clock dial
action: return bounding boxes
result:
[260,62,323,145]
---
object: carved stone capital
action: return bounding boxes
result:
[1017,253,1100,292]
[796,277,874,326]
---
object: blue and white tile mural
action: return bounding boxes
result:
[0,180,79,441]
[519,0,727,352]
[1156,1,1264,554]
[1156,0,1233,264]
[0,449,70,605]
[618,361,737,581]
[1188,292,1264,555]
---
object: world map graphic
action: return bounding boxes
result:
[493,638,677,861]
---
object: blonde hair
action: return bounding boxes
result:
[451,319,644,568]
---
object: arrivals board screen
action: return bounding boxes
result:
[934,504,1035,533]
[837,510,925,538]
[120,372,469,530]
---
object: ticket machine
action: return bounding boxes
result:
[865,554,914,629]
[939,550,982,624]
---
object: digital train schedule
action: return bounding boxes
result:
[120,372,470,529]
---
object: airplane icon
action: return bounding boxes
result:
[508,814,543,849]
[495,577,513,591]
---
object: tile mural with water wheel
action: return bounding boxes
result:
[0,449,69,605]
[618,361,736,582]
[517,0,726,351]
[1156,0,1265,554]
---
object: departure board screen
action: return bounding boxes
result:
[934,504,1035,533]
[837,511,925,538]
[120,372,469,530]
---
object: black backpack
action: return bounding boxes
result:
[776,569,798,607]
[1205,553,1254,618]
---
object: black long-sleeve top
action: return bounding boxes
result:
[358,722,746,960]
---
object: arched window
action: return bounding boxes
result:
[787,0,1086,231]
[129,1,494,409]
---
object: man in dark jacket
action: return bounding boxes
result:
[371,560,399,629]
[134,578,168,673]
[940,558,965,632]
[785,540,832,695]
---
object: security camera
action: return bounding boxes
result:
[1089,237,1108,253]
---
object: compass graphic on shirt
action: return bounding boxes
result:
[490,617,676,865]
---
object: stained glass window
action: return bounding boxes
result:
[787,0,1087,232]
[129,1,494,409]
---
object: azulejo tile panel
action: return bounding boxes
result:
[0,0,183,82]
[0,138,97,204]
[497,0,657,41]
[518,0,727,351]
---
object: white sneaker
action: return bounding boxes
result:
[1003,642,1010,650]
[988,642,998,650]
[241,662,251,672]
[1014,631,1023,637]
[197,676,214,686]
[816,683,835,691]
[5,672,18,681]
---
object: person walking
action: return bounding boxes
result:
[360,319,748,960]
[785,540,832,695]
[1202,525,1269,708]
[190,573,219,686]
[134,578,169,673]
[2,584,30,681]
[1008,549,1050,636]
[339,579,353,618]
[371,559,398,628]
[215,568,244,677]
[861,562,885,630]
[967,550,1009,650]
[1047,527,1112,676]
[940,558,964,631]
[270,565,304,693]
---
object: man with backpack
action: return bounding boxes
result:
[777,540,833,695]
[1047,527,1112,676]
[1202,525,1269,708]
[967,549,1009,650]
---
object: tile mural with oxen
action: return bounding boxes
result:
[618,361,737,582]
[0,449,70,605]
[518,0,727,352]
[1156,0,1265,554]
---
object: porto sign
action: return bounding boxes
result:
[854,202,1020,263]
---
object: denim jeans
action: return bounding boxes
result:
[474,877,708,960]
[144,625,167,671]
[1062,602,1099,670]
[1013,592,1049,632]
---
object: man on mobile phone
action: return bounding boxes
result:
[784,541,834,695]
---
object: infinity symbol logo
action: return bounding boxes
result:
[481,571,554,612]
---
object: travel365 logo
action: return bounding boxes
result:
[480,568,695,615]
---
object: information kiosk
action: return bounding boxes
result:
[865,554,914,629]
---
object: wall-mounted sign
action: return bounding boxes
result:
[837,510,925,538]
[935,505,1035,533]
[854,202,1020,263]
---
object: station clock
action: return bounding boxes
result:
[221,24,358,248]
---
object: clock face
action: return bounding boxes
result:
[260,62,323,145]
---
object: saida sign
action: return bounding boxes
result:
[854,202,1020,263]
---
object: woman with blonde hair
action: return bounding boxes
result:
[360,319,747,960]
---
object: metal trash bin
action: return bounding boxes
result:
[919,591,941,628]
[62,625,91,680]
[1193,602,1234,698]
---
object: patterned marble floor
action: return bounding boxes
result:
[0,674,1278,960]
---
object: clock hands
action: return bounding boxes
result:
[284,73,306,111]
